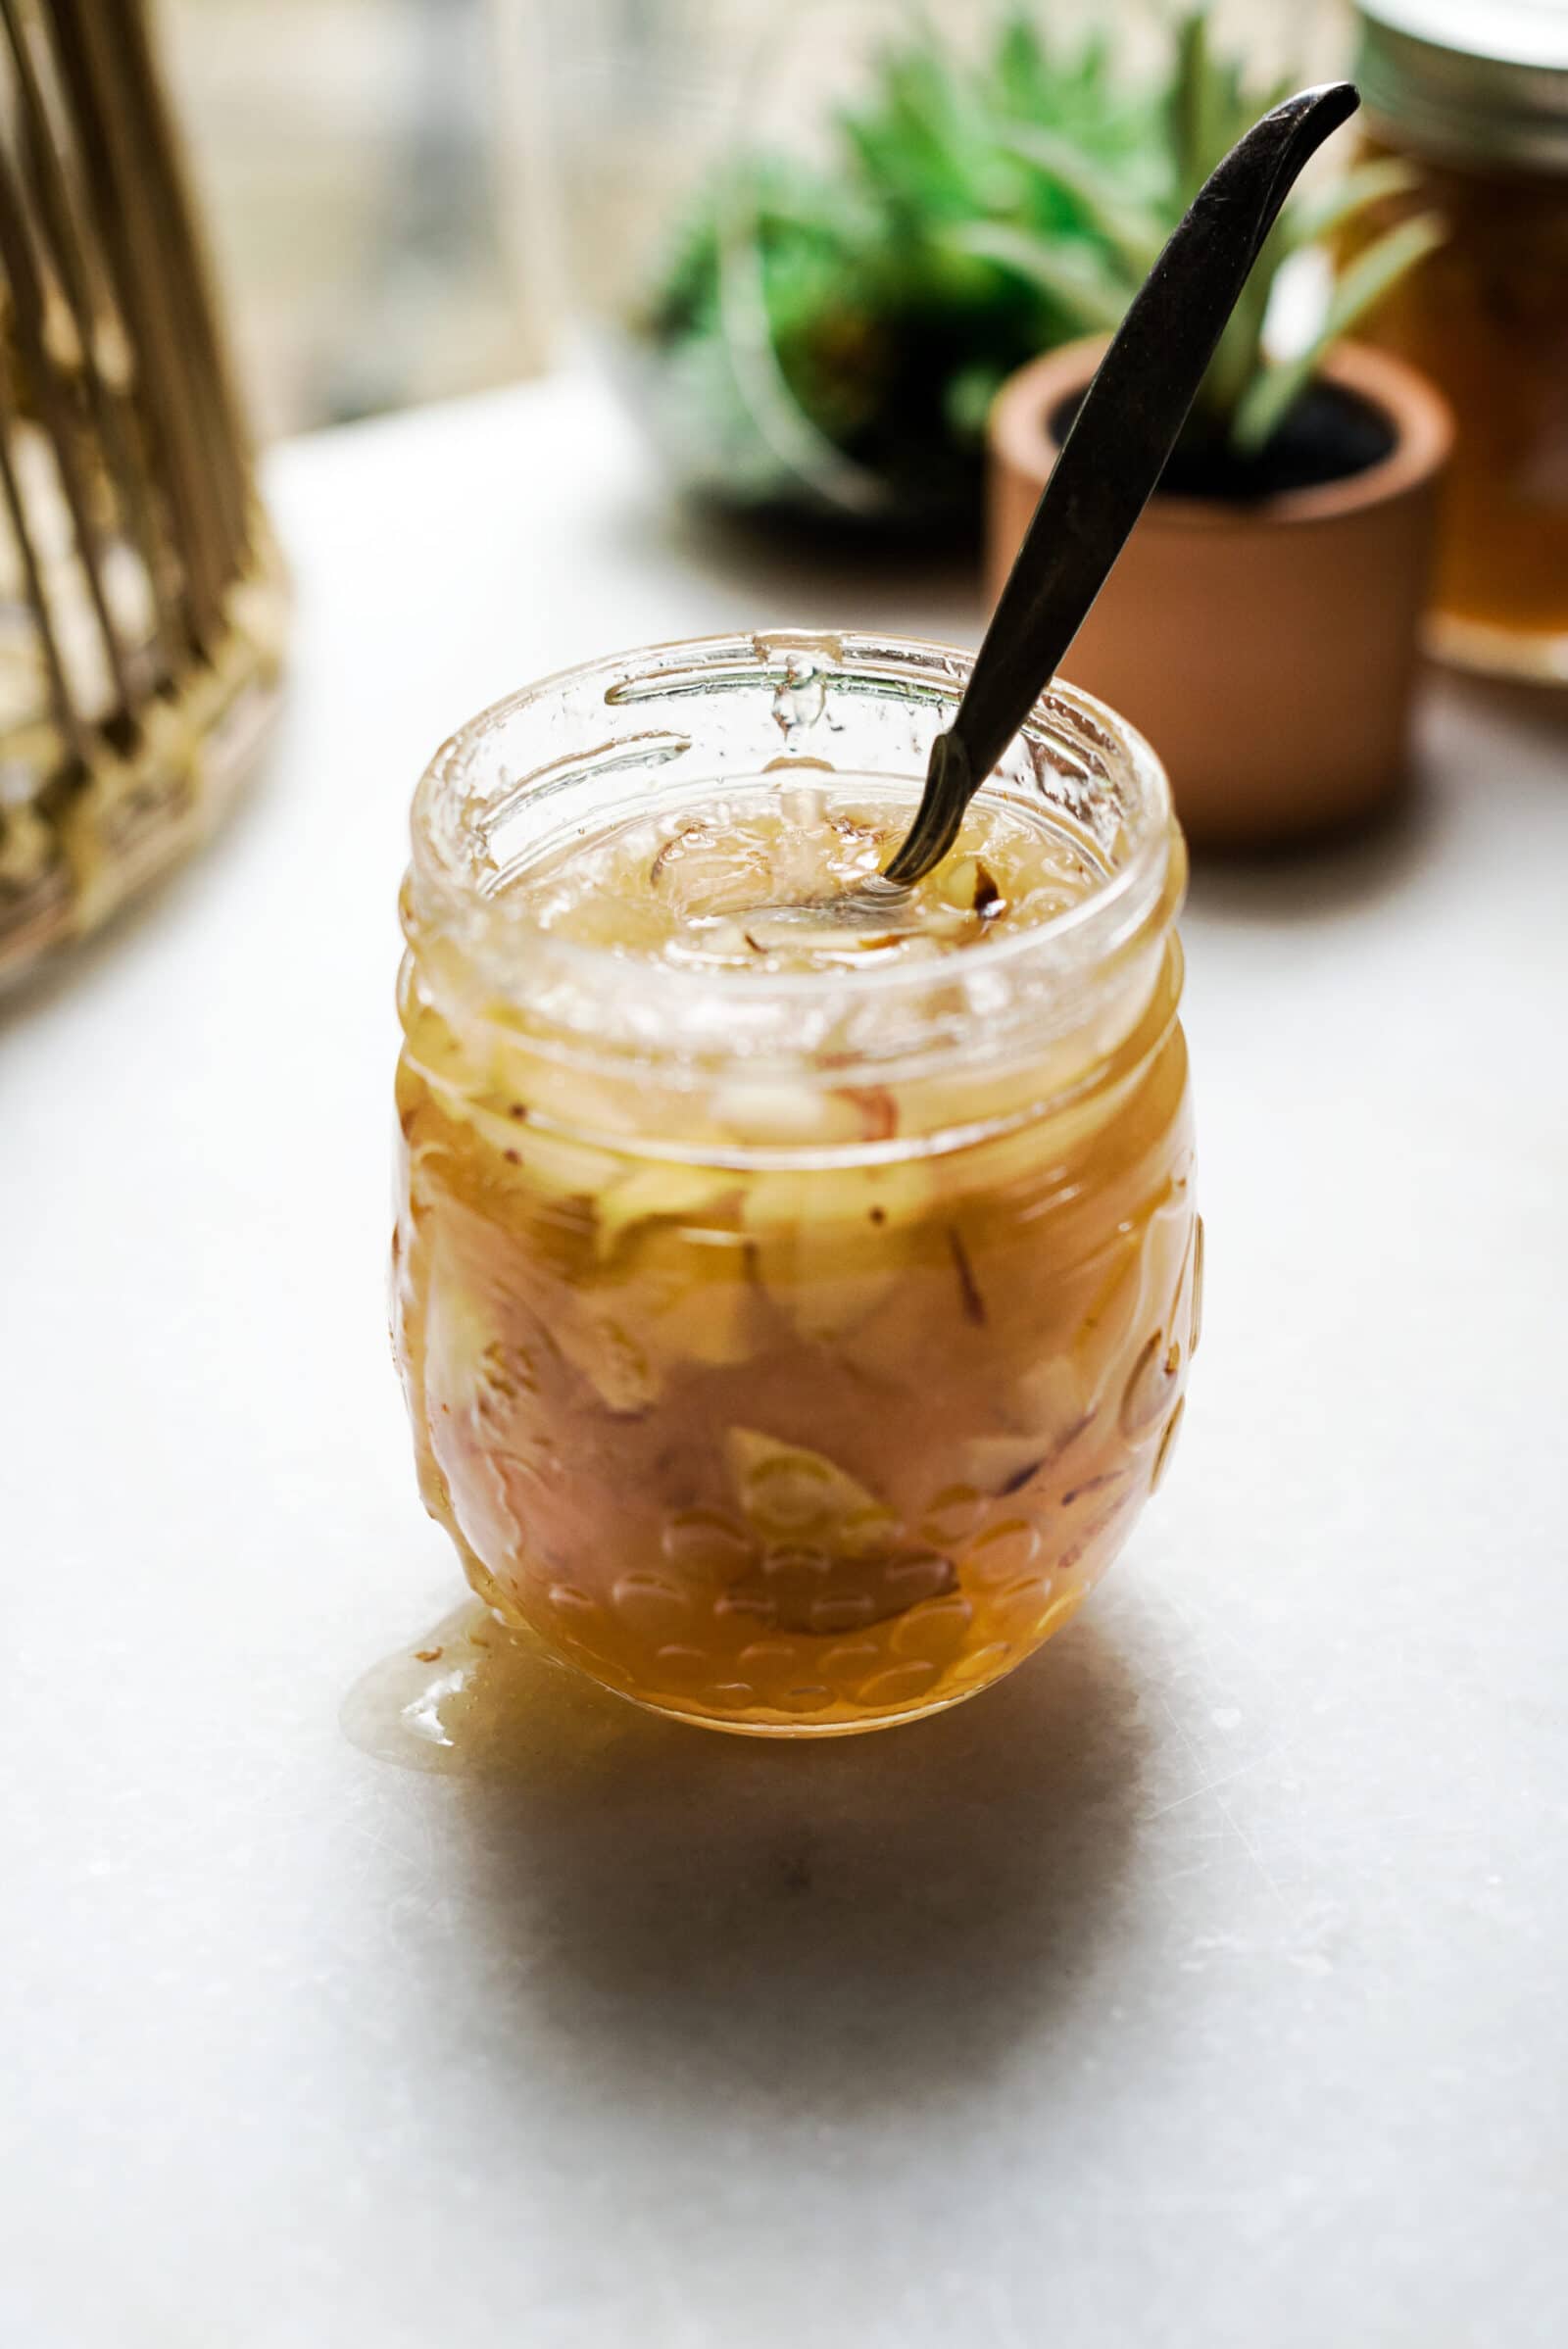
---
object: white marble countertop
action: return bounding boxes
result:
[4,369,1566,2348]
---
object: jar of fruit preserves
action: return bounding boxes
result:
[1352,1,1568,679]
[393,632,1199,1735]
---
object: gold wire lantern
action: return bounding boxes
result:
[0,0,288,987]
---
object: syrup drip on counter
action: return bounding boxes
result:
[341,1602,646,1778]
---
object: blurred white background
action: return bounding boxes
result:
[156,0,535,435]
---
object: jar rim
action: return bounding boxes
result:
[1356,1,1568,171]
[408,630,1180,1078]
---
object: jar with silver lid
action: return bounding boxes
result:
[1350,1,1568,679]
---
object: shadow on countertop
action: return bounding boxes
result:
[374,1609,1153,2114]
[1183,780,1443,930]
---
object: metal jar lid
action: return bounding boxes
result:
[1354,2,1568,170]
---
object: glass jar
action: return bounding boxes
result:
[393,632,1198,1737]
[1351,2,1568,680]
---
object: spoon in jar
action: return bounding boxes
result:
[751,77,1360,929]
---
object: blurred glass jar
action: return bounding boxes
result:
[393,632,1198,1736]
[523,0,947,526]
[510,0,1159,533]
[1350,2,1568,681]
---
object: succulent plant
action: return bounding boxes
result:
[632,5,1442,524]
[633,11,1154,521]
[1032,6,1446,461]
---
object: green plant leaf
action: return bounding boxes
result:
[999,122,1164,275]
[1231,212,1446,454]
[1283,157,1425,253]
[1169,9,1211,205]
[944,359,1007,443]
[994,9,1052,117]
[942,220,1129,334]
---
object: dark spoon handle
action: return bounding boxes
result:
[884,79,1360,886]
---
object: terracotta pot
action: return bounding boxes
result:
[987,340,1454,847]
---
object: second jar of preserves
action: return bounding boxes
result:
[393,633,1199,1736]
[1352,1,1568,680]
